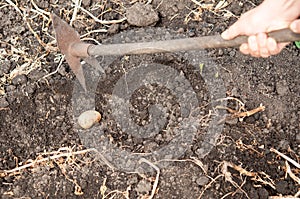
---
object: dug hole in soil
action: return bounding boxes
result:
[0,0,300,198]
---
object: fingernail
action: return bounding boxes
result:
[221,30,229,40]
[249,36,258,51]
[240,44,249,54]
[290,22,297,32]
[261,49,269,56]
[241,44,248,50]
[268,38,277,51]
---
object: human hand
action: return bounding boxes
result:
[290,20,300,33]
[221,0,300,58]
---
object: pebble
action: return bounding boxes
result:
[276,180,289,195]
[126,3,159,27]
[128,176,138,184]
[258,188,269,198]
[25,84,36,95]
[82,0,91,7]
[5,85,16,92]
[12,74,27,86]
[143,141,159,153]
[196,176,209,186]
[58,65,67,76]
[188,31,195,37]
[78,110,101,129]
[0,61,11,76]
[107,24,120,34]
[135,179,152,194]
[37,0,49,9]
[231,87,238,97]
[13,185,23,197]
[229,50,236,57]
[225,118,238,125]
[177,27,185,33]
[296,133,300,144]
[278,139,290,150]
[218,49,224,56]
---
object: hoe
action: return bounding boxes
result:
[51,13,300,90]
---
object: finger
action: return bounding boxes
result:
[290,19,300,33]
[248,35,260,57]
[257,33,270,57]
[267,38,289,56]
[221,23,242,40]
[278,42,289,51]
[250,51,261,58]
[239,43,250,54]
[267,38,280,55]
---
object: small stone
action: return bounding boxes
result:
[258,188,269,198]
[196,176,209,186]
[82,0,91,7]
[58,65,67,76]
[128,176,138,184]
[0,97,9,108]
[78,110,101,129]
[278,140,290,150]
[225,117,238,125]
[25,84,36,95]
[13,185,23,197]
[143,141,159,153]
[37,0,49,9]
[126,3,159,27]
[12,74,27,86]
[188,31,195,37]
[229,50,236,57]
[231,87,238,97]
[276,180,289,194]
[177,27,184,33]
[0,61,11,76]
[135,179,152,194]
[107,24,120,34]
[296,133,300,144]
[5,85,16,92]
[218,49,224,56]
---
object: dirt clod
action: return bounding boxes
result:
[11,74,27,86]
[82,0,91,7]
[0,97,9,108]
[126,3,159,27]
[135,179,152,194]
[1,0,299,198]
[0,61,11,76]
[196,176,209,186]
[276,80,290,95]
[107,23,120,34]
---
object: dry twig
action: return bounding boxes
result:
[0,148,98,177]
[284,161,300,184]
[223,161,276,190]
[139,158,160,199]
[270,148,300,169]
[79,6,126,25]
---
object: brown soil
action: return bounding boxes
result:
[0,0,299,198]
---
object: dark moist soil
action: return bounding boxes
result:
[1,0,300,198]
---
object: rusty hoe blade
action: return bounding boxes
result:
[51,13,300,90]
[51,13,90,91]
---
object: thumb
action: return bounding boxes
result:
[290,19,300,33]
[221,23,242,40]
